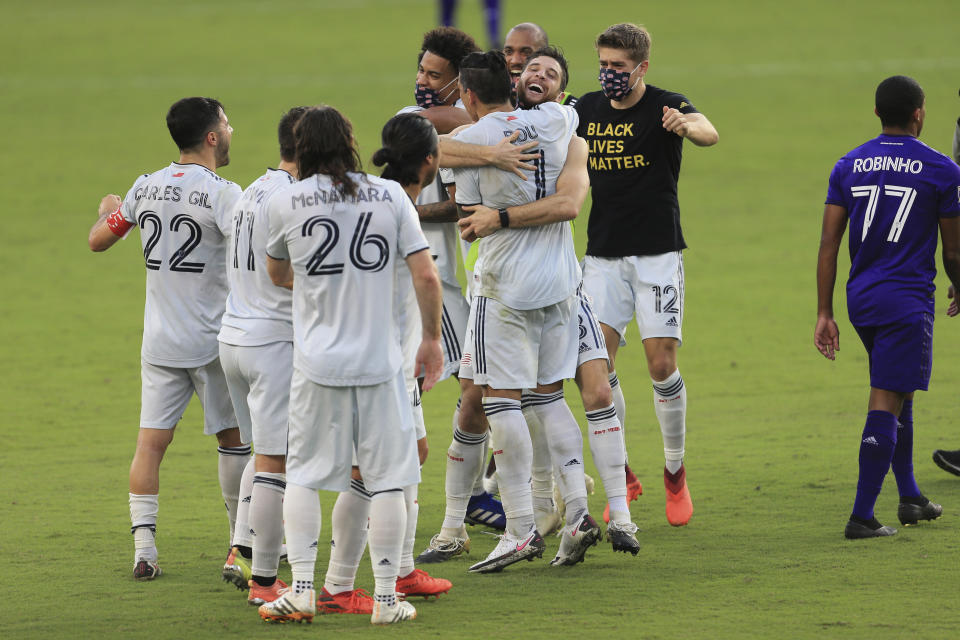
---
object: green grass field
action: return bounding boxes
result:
[3,0,960,637]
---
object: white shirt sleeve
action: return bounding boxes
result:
[122,175,149,224]
[214,182,243,236]
[395,185,430,257]
[452,125,486,206]
[265,191,290,260]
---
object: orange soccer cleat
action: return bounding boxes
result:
[316,587,375,615]
[664,465,693,526]
[248,578,288,606]
[395,568,452,599]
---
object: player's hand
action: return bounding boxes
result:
[99,194,122,216]
[458,204,500,241]
[662,106,690,138]
[490,130,540,179]
[814,315,840,360]
[416,338,444,392]
[948,285,959,317]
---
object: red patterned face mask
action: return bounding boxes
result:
[415,76,458,108]
[598,63,641,100]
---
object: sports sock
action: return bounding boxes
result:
[851,410,898,520]
[522,392,555,515]
[891,400,921,499]
[483,0,501,48]
[293,579,313,595]
[399,484,419,578]
[652,370,686,474]
[250,471,286,579]
[439,0,456,26]
[232,457,256,549]
[369,489,406,601]
[441,427,487,532]
[482,397,535,538]
[283,482,322,587]
[218,444,251,541]
[529,391,589,525]
[586,403,628,508]
[609,372,626,436]
[324,479,371,594]
[129,493,159,564]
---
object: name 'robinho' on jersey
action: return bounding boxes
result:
[826,134,960,326]
[120,162,242,368]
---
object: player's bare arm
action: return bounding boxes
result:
[417,200,458,222]
[406,248,444,391]
[418,105,474,134]
[815,203,848,359]
[458,136,589,241]
[939,216,960,316]
[439,130,539,178]
[88,194,126,252]
[661,108,719,147]
[266,256,294,290]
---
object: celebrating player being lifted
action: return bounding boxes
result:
[217,107,307,604]
[88,97,247,581]
[575,24,718,527]
[257,106,443,625]
[450,50,601,572]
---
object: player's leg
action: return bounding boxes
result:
[129,361,196,580]
[246,454,287,605]
[482,0,501,48]
[396,483,453,599]
[522,391,562,536]
[633,252,691,526]
[318,472,375,615]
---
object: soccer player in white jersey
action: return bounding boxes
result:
[87,97,246,581]
[216,107,306,604]
[450,51,601,572]
[461,47,641,555]
[257,106,443,625]
[311,113,454,616]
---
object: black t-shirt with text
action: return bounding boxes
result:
[575,85,698,257]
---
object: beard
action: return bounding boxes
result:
[215,140,230,168]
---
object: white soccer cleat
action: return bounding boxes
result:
[551,513,602,566]
[258,588,315,623]
[467,529,545,573]
[371,599,417,625]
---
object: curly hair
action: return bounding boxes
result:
[419,26,481,72]
[294,106,362,198]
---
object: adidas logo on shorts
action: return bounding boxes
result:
[665,317,679,327]
[578,342,590,353]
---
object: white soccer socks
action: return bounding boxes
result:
[586,403,629,520]
[284,482,322,588]
[400,484,419,578]
[609,372,627,433]
[441,427,487,535]
[522,394,556,516]
[232,457,256,550]
[482,397,535,538]
[369,490,407,605]
[653,370,686,474]
[250,471,286,579]
[529,392,589,524]
[129,493,159,564]
[324,480,371,594]
[218,444,251,541]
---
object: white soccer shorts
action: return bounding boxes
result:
[139,358,237,434]
[402,282,469,383]
[406,376,428,441]
[575,284,609,367]
[581,252,684,346]
[460,294,579,390]
[285,368,421,493]
[218,340,292,455]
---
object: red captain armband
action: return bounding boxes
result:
[106,205,134,237]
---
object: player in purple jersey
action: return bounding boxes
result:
[932,89,960,477]
[815,75,960,539]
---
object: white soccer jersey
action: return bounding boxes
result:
[266,172,429,386]
[453,101,581,310]
[120,162,242,367]
[218,168,296,347]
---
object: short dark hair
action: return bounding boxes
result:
[875,75,925,128]
[294,106,362,198]
[278,107,309,162]
[372,113,438,187]
[459,50,512,106]
[596,23,651,64]
[418,26,481,72]
[524,45,570,92]
[166,97,224,151]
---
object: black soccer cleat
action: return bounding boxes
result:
[605,521,640,556]
[932,449,960,477]
[844,516,897,540]
[897,497,943,526]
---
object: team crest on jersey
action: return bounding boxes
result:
[172,172,184,177]
[507,116,518,121]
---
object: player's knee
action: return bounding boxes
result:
[581,383,613,411]
[255,453,285,474]
[215,427,243,448]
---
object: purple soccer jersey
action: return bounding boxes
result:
[826,134,960,326]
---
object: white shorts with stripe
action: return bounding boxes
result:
[218,340,292,455]
[575,284,609,367]
[459,294,579,389]
[402,282,469,382]
[581,252,684,346]
[139,358,237,434]
[285,368,421,493]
